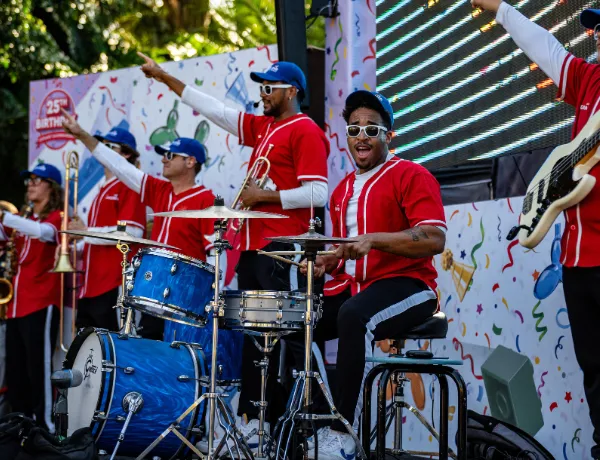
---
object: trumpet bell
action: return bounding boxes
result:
[0,278,13,306]
[51,253,76,273]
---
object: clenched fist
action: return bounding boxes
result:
[470,0,502,13]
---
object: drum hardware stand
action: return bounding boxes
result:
[242,330,292,459]
[109,392,144,460]
[137,199,252,460]
[114,222,137,336]
[271,217,367,460]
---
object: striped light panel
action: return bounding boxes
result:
[376,0,596,170]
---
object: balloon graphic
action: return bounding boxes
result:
[150,100,180,146]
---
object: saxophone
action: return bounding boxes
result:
[0,201,32,319]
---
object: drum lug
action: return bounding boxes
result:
[126,282,134,291]
[133,258,141,268]
[178,374,191,382]
[239,307,246,320]
[102,360,115,372]
[93,411,107,421]
[163,287,170,298]
[277,309,283,322]
[144,271,152,281]
[124,366,135,374]
[116,415,126,422]
[170,263,178,274]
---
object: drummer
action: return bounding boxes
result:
[61,111,216,340]
[68,126,146,331]
[293,91,447,459]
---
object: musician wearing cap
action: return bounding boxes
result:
[472,1,600,456]
[292,90,446,459]
[67,127,146,331]
[138,54,329,438]
[61,112,216,340]
[0,163,62,431]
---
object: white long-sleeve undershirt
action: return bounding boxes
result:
[181,85,240,136]
[91,143,144,194]
[1,212,57,243]
[496,1,567,86]
[181,85,328,209]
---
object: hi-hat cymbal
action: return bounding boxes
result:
[61,229,176,249]
[266,230,357,246]
[151,205,288,220]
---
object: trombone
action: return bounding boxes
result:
[229,145,273,231]
[52,151,79,352]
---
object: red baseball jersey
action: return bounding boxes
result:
[5,210,61,318]
[556,54,600,267]
[140,174,215,261]
[80,177,146,298]
[324,157,446,296]
[236,112,329,250]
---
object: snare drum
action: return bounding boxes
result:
[220,290,321,331]
[65,328,207,458]
[164,318,243,384]
[125,247,215,326]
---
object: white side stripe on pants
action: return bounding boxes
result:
[353,289,437,429]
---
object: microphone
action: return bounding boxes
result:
[51,369,84,389]
[253,100,261,108]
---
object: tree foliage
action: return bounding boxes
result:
[0,0,325,204]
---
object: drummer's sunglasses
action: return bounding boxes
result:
[259,84,292,95]
[346,125,388,138]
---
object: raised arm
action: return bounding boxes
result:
[61,109,144,194]
[138,52,240,135]
[1,213,57,243]
[472,0,567,85]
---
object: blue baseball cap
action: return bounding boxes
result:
[250,62,307,95]
[581,9,600,30]
[155,137,207,164]
[95,127,138,155]
[345,90,395,128]
[21,163,62,186]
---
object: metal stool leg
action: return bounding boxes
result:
[362,365,386,457]
[437,374,449,460]
[447,368,467,460]
[376,369,392,460]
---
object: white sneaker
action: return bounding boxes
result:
[308,429,356,460]
[306,426,331,449]
[196,419,270,455]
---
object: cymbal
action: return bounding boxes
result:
[151,204,288,220]
[61,229,177,249]
[266,230,358,246]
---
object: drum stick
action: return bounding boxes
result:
[257,250,302,267]
[258,250,337,257]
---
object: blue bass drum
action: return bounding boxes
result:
[164,317,243,385]
[125,247,215,326]
[65,328,207,458]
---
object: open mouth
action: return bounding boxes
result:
[355,144,372,159]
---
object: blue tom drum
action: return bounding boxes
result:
[125,247,215,326]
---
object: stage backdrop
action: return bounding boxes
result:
[29,45,278,224]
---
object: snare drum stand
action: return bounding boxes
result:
[137,215,252,460]
[273,221,367,460]
[245,331,291,459]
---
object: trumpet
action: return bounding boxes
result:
[52,151,79,352]
[230,145,273,231]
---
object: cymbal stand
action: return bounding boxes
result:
[136,200,253,460]
[272,218,367,460]
[114,222,136,336]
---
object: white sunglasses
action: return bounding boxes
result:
[346,125,388,138]
[163,151,190,161]
[259,84,292,95]
[103,141,122,150]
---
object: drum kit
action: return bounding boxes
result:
[59,196,366,460]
